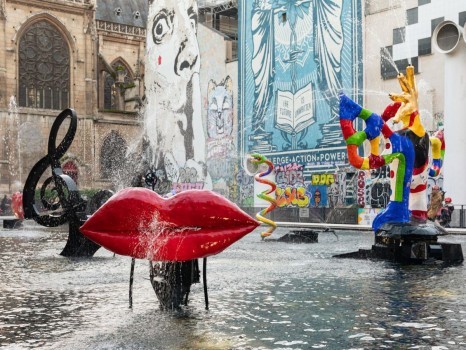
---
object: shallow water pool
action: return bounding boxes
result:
[1,223,466,349]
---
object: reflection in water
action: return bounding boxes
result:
[1,223,466,349]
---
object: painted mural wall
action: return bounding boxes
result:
[144,1,241,198]
[239,0,363,208]
[198,24,239,200]
[143,1,443,216]
[144,0,212,193]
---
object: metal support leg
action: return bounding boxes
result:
[203,258,209,310]
[129,258,135,308]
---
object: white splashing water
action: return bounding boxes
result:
[134,212,197,260]
[7,96,22,189]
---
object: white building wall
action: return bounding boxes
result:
[364,0,466,205]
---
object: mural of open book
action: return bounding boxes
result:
[274,83,315,135]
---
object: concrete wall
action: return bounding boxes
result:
[363,0,466,130]
[364,0,466,207]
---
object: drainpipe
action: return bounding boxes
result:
[432,21,466,205]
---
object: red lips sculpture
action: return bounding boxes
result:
[80,188,259,261]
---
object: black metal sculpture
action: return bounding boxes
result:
[126,170,206,310]
[22,109,101,257]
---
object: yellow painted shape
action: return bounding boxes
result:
[430,137,441,159]
[361,157,370,170]
[370,137,380,156]
[409,116,426,137]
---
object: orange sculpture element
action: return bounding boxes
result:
[250,153,278,239]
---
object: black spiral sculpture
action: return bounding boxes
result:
[22,109,100,257]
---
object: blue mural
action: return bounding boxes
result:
[239,0,363,180]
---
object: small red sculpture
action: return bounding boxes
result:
[11,192,24,220]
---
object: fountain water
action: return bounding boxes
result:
[5,96,21,192]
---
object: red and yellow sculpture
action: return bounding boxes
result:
[249,153,278,238]
[340,66,444,230]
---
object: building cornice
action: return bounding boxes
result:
[96,20,146,41]
[8,0,92,16]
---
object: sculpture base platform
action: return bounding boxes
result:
[3,219,23,229]
[334,222,464,265]
[266,229,319,243]
[60,214,100,257]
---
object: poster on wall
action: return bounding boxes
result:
[238,0,363,199]
[358,208,381,226]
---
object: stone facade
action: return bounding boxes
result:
[0,0,145,192]
[0,0,236,196]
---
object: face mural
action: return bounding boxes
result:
[207,77,234,139]
[145,0,211,191]
[206,76,236,197]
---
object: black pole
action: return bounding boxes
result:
[129,258,135,308]
[461,205,464,228]
[203,258,209,310]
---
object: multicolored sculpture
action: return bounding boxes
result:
[337,66,463,264]
[340,66,444,231]
[249,153,278,239]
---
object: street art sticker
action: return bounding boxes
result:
[236,167,255,207]
[276,186,310,208]
[307,184,326,207]
[275,162,305,187]
[310,172,347,208]
[358,208,381,225]
[365,166,391,209]
[275,163,309,208]
[355,167,391,209]
[356,170,367,207]
[239,0,363,181]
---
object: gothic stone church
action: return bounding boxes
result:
[0,0,147,193]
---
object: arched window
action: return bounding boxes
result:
[103,59,133,111]
[18,20,70,109]
[103,72,117,110]
[100,131,127,179]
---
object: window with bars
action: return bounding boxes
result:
[103,60,132,111]
[103,72,117,110]
[18,21,70,109]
